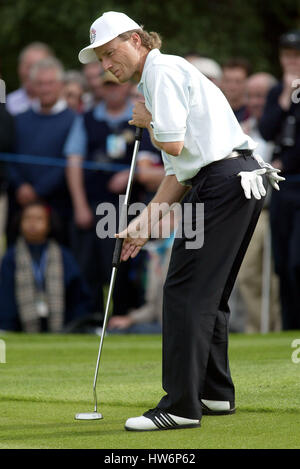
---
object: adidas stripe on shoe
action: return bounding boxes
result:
[124,408,201,432]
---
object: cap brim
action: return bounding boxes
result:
[79,33,120,64]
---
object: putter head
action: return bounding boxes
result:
[75,412,103,420]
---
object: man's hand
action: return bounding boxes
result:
[74,204,94,229]
[115,216,150,261]
[107,170,129,193]
[128,101,152,129]
[108,315,134,330]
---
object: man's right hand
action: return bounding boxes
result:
[75,204,94,229]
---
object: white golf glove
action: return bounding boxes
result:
[238,168,267,200]
[238,154,286,200]
[253,154,286,191]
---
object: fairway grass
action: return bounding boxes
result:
[0,331,299,449]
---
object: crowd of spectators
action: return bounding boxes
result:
[0,29,299,333]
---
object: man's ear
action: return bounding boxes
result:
[130,32,142,49]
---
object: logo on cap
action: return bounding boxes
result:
[90,28,96,44]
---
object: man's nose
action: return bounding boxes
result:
[102,58,112,71]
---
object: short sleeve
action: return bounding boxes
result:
[145,65,189,143]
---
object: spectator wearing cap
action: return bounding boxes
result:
[221,58,252,122]
[7,57,77,246]
[259,30,300,330]
[6,42,54,115]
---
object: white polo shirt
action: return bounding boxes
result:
[138,49,256,184]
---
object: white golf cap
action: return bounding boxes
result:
[78,11,141,64]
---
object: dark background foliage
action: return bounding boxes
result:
[0,0,299,91]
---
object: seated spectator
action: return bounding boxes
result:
[7,56,77,246]
[63,70,86,113]
[0,201,91,333]
[221,57,252,122]
[6,42,54,115]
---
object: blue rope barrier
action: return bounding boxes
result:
[0,153,131,173]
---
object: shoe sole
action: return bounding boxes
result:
[124,423,201,432]
[202,408,236,416]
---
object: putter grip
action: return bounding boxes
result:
[112,204,128,268]
[112,237,124,268]
[135,127,143,141]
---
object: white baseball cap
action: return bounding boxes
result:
[78,11,141,64]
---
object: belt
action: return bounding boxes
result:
[226,149,254,159]
[190,149,254,186]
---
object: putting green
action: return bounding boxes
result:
[0,331,299,449]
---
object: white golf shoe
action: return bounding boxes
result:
[201,399,236,415]
[125,408,201,432]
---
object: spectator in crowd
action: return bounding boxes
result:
[82,61,104,110]
[0,89,14,256]
[65,71,156,317]
[259,30,300,330]
[6,42,54,115]
[0,201,91,333]
[63,70,86,113]
[237,72,281,332]
[7,57,77,247]
[186,56,223,87]
[221,57,252,122]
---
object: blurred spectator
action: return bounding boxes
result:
[237,72,281,333]
[259,30,300,330]
[221,57,252,122]
[6,42,54,115]
[7,57,77,246]
[0,101,14,256]
[82,61,104,110]
[186,56,223,87]
[0,201,91,333]
[64,71,158,317]
[63,70,86,113]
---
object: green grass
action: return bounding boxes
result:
[0,331,300,449]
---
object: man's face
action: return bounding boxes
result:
[33,68,63,108]
[21,205,50,244]
[280,48,300,76]
[19,49,49,88]
[246,78,270,120]
[221,67,248,106]
[94,36,140,83]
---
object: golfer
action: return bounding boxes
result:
[79,12,284,431]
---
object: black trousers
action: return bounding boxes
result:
[157,155,265,419]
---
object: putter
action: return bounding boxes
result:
[75,127,143,421]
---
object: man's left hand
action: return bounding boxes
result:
[129,101,152,129]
